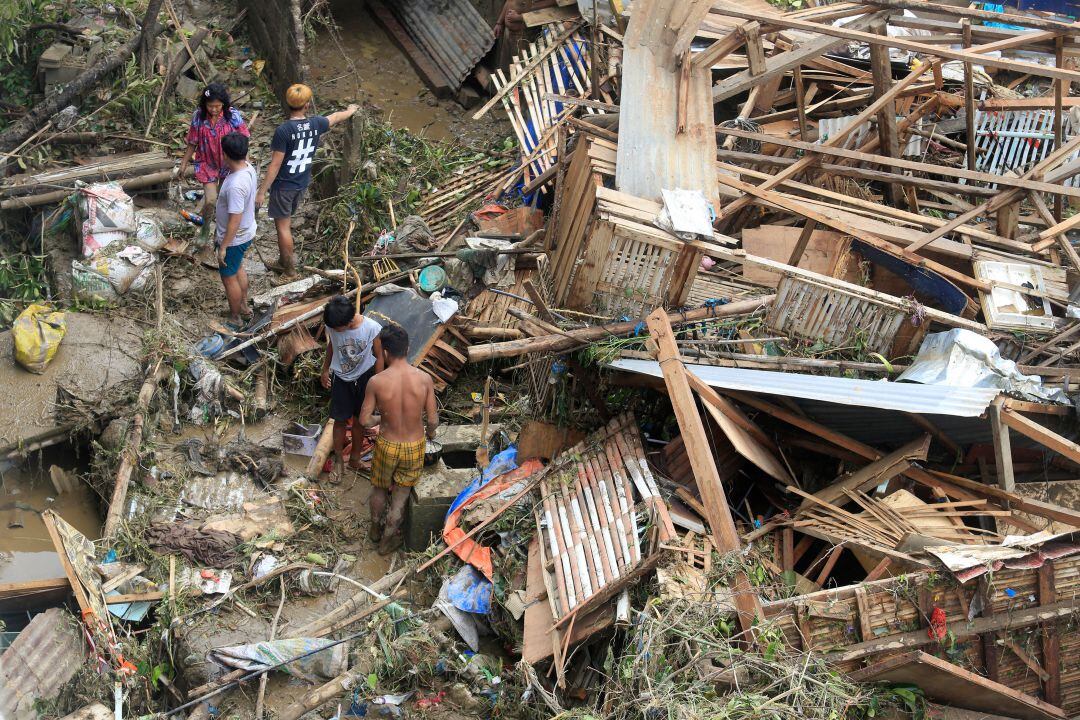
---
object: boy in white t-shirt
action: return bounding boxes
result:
[320,295,383,483]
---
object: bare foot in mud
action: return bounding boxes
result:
[348,456,371,472]
[327,459,346,485]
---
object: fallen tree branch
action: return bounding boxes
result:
[0,0,166,151]
[103,358,167,538]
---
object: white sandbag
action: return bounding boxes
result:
[76,182,135,257]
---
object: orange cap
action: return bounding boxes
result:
[285,83,313,109]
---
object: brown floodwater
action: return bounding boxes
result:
[0,459,101,586]
[306,0,510,146]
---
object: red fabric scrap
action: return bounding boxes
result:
[928,606,947,640]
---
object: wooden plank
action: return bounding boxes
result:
[852,0,1080,33]
[716,176,991,295]
[42,510,95,617]
[646,308,763,633]
[713,5,1080,83]
[831,596,1080,663]
[999,407,1080,468]
[714,126,1080,201]
[523,5,579,26]
[869,19,902,207]
[1039,562,1062,706]
[718,58,936,220]
[989,397,1016,492]
[848,651,1066,720]
[807,435,930,508]
[712,11,889,103]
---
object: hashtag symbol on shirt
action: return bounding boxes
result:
[287,138,315,174]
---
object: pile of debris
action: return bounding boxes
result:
[11,0,1080,719]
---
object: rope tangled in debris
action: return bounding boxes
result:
[718,118,763,154]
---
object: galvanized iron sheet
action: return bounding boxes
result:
[391,0,494,89]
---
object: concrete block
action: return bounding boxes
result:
[405,459,477,552]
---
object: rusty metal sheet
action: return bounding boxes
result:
[0,608,84,720]
[391,0,494,90]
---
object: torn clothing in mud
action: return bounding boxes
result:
[143,523,241,566]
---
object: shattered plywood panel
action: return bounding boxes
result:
[742,225,851,288]
[850,651,1066,720]
[1012,481,1080,534]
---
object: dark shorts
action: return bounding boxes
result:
[218,241,251,278]
[268,186,306,219]
[329,366,377,421]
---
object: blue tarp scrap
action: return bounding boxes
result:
[446,564,493,614]
[445,445,518,519]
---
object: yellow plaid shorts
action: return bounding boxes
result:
[370,436,425,489]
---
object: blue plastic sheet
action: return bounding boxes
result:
[446,564,493,614]
[445,445,518,519]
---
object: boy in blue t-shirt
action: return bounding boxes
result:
[256,84,359,280]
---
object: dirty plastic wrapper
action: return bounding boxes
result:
[12,304,66,374]
[207,638,348,682]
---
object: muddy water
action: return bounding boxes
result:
[307,0,509,145]
[0,459,101,585]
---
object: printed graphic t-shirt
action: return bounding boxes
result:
[215,163,258,247]
[328,316,382,381]
[270,115,331,191]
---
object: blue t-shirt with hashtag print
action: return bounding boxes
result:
[270,115,330,191]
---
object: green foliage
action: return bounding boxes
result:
[0,253,49,327]
[321,115,511,257]
[0,0,47,66]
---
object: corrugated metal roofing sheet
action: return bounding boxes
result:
[391,0,494,90]
[0,607,84,720]
[608,359,1001,417]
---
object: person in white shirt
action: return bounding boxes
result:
[320,295,384,483]
[214,132,258,326]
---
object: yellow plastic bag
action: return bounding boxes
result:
[12,304,66,374]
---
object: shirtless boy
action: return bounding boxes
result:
[359,324,438,554]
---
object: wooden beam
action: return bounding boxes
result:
[787,219,817,266]
[743,22,766,76]
[989,397,1016,492]
[715,5,1080,83]
[806,434,930,508]
[719,59,937,220]
[999,406,1080,468]
[646,309,762,633]
[826,596,1080,664]
[861,0,1080,34]
[1029,192,1080,271]
[712,11,890,103]
[714,126,1080,201]
[716,149,998,198]
[962,20,977,183]
[692,25,747,69]
[1039,562,1062,706]
[869,19,903,206]
[715,173,992,294]
[925,469,1080,527]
